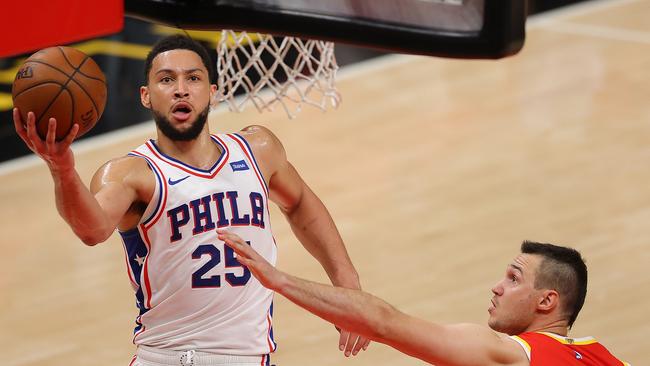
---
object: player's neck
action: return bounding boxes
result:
[156,131,222,169]
[524,317,569,336]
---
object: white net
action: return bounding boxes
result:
[215,30,340,119]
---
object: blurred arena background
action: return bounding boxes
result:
[1,0,582,163]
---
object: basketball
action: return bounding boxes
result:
[12,46,107,141]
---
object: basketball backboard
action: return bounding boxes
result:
[1,0,123,57]
[125,0,526,59]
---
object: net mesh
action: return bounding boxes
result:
[215,30,340,119]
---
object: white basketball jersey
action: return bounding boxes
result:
[119,133,277,356]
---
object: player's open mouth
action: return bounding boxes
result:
[488,299,496,313]
[172,103,192,121]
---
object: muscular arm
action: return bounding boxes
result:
[240,125,359,288]
[240,125,368,354]
[279,276,525,366]
[220,231,528,366]
[14,109,144,245]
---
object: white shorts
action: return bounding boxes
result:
[130,346,272,366]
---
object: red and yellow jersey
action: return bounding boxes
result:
[511,332,630,366]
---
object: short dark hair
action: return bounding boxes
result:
[521,241,588,328]
[143,34,215,85]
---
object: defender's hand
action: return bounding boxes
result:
[218,229,284,291]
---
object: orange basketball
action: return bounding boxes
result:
[12,46,107,141]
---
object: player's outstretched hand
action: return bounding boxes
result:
[218,229,284,291]
[339,329,371,357]
[13,108,79,168]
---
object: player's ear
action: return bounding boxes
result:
[140,85,151,109]
[209,84,218,107]
[537,289,560,312]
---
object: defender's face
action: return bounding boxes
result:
[140,49,216,134]
[488,253,543,335]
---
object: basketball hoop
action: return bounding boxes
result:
[215,30,340,119]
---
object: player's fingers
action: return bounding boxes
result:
[344,334,359,357]
[13,108,25,132]
[45,118,57,145]
[61,124,79,147]
[25,112,45,151]
[338,329,350,352]
[362,338,371,351]
[351,336,367,355]
[13,108,31,145]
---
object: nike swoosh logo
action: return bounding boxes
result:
[168,175,190,185]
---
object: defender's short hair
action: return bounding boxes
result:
[521,241,588,328]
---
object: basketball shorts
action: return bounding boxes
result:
[130,346,272,366]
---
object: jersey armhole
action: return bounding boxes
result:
[509,335,531,361]
[127,152,164,227]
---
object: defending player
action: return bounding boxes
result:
[220,231,630,366]
[13,35,369,365]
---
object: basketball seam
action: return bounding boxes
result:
[37,50,94,134]
[12,81,67,100]
[57,46,107,84]
[55,47,102,127]
[16,59,105,125]
[17,60,106,87]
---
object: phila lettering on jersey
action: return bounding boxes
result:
[119,133,277,356]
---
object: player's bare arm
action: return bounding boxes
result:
[14,107,151,245]
[221,231,529,366]
[90,155,155,238]
[239,125,370,355]
[239,125,359,286]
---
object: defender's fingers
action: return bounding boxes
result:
[216,229,245,243]
[218,232,251,255]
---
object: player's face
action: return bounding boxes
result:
[487,253,544,335]
[141,49,216,140]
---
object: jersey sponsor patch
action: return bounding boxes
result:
[230,160,250,172]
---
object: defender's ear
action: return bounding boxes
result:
[538,289,560,312]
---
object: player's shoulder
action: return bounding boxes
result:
[97,154,150,175]
[92,154,153,187]
[237,125,286,157]
[238,125,282,145]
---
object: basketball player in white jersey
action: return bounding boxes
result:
[13,35,369,365]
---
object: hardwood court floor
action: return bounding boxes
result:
[1,0,648,364]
